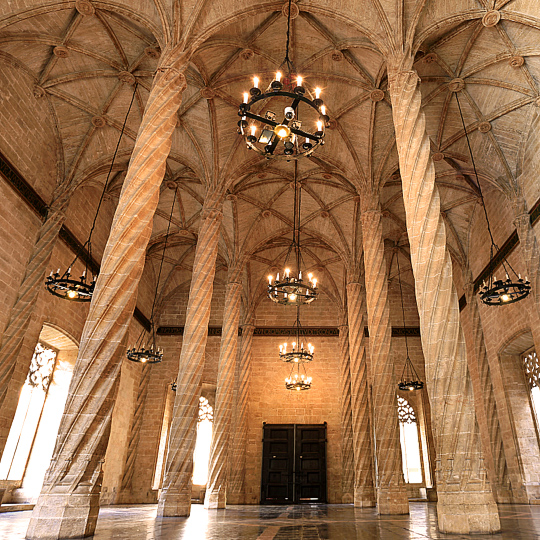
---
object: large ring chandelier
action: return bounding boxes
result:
[45,84,138,302]
[278,306,315,363]
[267,162,318,305]
[455,93,531,307]
[285,363,312,391]
[237,0,328,160]
[238,76,327,160]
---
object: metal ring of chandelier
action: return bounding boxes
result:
[268,274,318,305]
[280,349,314,364]
[45,270,95,302]
[398,379,424,392]
[126,345,163,364]
[285,374,312,391]
[238,86,327,160]
[479,275,531,306]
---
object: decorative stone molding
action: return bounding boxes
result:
[432,152,445,161]
[262,209,272,218]
[482,10,501,27]
[331,50,344,62]
[240,49,254,61]
[144,47,160,59]
[118,71,136,85]
[33,86,46,98]
[75,0,95,16]
[323,173,332,179]
[478,121,491,133]
[92,116,106,128]
[448,78,465,92]
[201,87,216,99]
[370,89,385,102]
[509,56,524,68]
[53,46,69,58]
[282,1,299,19]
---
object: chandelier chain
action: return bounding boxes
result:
[74,83,138,273]
[395,248,410,359]
[455,92,520,279]
[284,0,293,67]
[149,184,178,323]
[454,93,495,248]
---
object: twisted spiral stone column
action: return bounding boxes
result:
[228,323,255,504]
[346,282,376,507]
[26,60,188,540]
[205,281,242,508]
[464,279,517,503]
[339,324,355,503]
[157,206,223,517]
[513,195,540,346]
[388,61,500,533]
[361,204,408,514]
[117,364,151,498]
[0,196,69,455]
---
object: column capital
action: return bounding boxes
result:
[201,205,223,221]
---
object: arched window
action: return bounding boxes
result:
[0,343,57,481]
[397,396,423,484]
[193,396,214,485]
[522,349,540,434]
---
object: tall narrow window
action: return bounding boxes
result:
[397,396,423,484]
[192,396,213,485]
[522,349,540,433]
[0,343,57,480]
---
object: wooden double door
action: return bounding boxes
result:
[260,423,327,504]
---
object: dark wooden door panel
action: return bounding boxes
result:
[261,423,326,504]
[295,425,327,503]
[261,424,294,503]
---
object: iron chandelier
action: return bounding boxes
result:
[267,162,318,305]
[455,93,531,306]
[127,184,178,364]
[395,246,424,392]
[46,84,138,302]
[237,0,329,160]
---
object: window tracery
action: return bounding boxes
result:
[26,342,56,391]
[397,395,417,424]
[198,396,213,423]
[523,350,540,389]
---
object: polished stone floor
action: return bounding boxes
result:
[1,503,540,539]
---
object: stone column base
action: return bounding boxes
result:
[157,486,191,517]
[376,485,409,514]
[437,491,500,533]
[204,488,226,509]
[354,487,376,507]
[26,492,100,539]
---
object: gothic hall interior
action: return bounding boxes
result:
[1,1,540,539]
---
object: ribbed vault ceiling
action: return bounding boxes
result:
[0,0,539,315]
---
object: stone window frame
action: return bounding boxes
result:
[521,346,540,446]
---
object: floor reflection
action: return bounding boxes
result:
[1,502,540,539]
